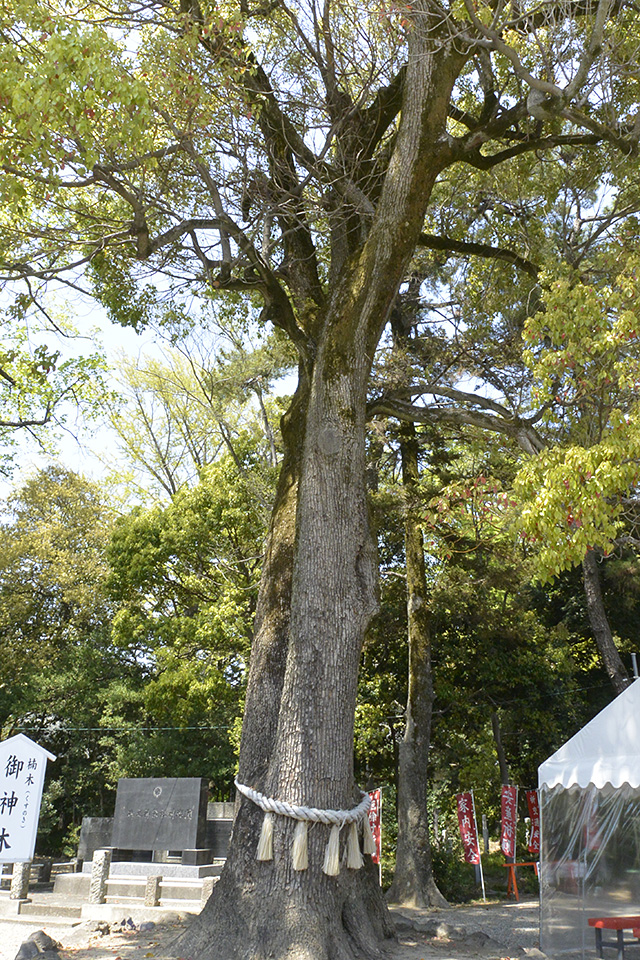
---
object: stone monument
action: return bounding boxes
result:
[57,781,234,912]
[111,777,209,863]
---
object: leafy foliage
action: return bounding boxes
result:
[517,257,640,575]
[0,306,108,473]
[0,467,145,851]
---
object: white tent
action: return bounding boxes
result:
[539,679,640,958]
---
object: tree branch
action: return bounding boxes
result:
[417,232,539,278]
[462,133,602,169]
[367,396,545,454]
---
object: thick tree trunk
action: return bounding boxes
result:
[176,14,468,958]
[387,424,447,908]
[582,550,630,695]
[235,381,309,784]
[178,333,393,960]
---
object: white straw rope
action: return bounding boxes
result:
[235,779,371,825]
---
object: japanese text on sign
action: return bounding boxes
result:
[456,792,480,864]
[525,789,540,855]
[0,735,55,863]
[501,784,518,859]
[368,789,382,865]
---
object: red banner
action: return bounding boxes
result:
[456,792,480,864]
[501,785,518,858]
[368,789,382,864]
[525,789,540,855]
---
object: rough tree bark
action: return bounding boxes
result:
[176,13,468,958]
[386,422,447,908]
[582,550,630,695]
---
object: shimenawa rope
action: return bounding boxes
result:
[234,778,378,875]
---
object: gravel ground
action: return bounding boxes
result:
[0,896,542,960]
[0,913,188,960]
[390,897,541,955]
[0,918,89,960]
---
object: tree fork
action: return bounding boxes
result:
[176,9,469,957]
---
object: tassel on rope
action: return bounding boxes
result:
[235,779,372,873]
[362,814,377,856]
[323,823,341,876]
[346,820,363,869]
[291,819,308,871]
[256,811,274,861]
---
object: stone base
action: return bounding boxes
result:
[0,896,31,916]
[80,902,199,923]
[78,861,223,879]
[181,849,213,866]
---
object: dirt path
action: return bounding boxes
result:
[2,898,542,960]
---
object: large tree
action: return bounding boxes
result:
[2,1,640,956]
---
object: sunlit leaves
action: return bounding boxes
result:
[523,257,640,435]
[423,473,519,561]
[0,12,156,180]
[0,304,109,473]
[515,254,640,577]
[516,431,640,577]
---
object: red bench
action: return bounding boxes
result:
[588,916,640,960]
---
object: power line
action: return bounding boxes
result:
[13,725,231,732]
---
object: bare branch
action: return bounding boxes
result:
[417,232,539,278]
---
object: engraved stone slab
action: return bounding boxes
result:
[78,817,114,862]
[111,778,208,852]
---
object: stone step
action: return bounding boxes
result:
[105,879,147,898]
[53,874,90,896]
[8,915,84,926]
[52,863,222,913]
[158,882,204,901]
[17,902,83,919]
[159,898,202,910]
[104,894,149,904]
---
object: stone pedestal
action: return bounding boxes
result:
[10,862,31,900]
[144,875,161,907]
[89,848,112,904]
[201,875,216,906]
[181,848,213,866]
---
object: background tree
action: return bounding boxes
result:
[107,449,272,789]
[370,141,640,695]
[104,323,292,500]
[0,467,146,852]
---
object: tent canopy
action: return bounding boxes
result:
[539,678,640,790]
